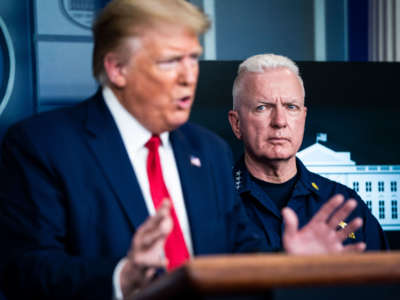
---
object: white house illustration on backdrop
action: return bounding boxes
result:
[297,133,400,231]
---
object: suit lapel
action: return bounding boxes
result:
[83,95,217,251]
[170,128,215,254]
[84,94,149,231]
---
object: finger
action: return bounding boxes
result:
[327,198,357,229]
[133,202,172,250]
[129,238,169,269]
[134,216,173,251]
[157,198,171,215]
[342,242,366,253]
[144,268,157,282]
[157,200,173,235]
[136,200,171,237]
[135,227,169,251]
[142,200,173,238]
[310,194,344,224]
[282,207,299,239]
[336,217,363,241]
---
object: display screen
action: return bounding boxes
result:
[193,61,400,249]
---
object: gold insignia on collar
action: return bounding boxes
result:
[338,221,356,239]
[311,182,319,190]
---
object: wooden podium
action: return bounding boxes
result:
[134,251,400,300]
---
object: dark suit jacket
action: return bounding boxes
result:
[0,91,265,300]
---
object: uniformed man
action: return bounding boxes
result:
[228,54,388,252]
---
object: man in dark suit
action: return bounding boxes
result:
[0,1,365,300]
[0,1,264,299]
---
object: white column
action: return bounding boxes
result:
[386,0,394,61]
[314,0,326,61]
[396,0,400,60]
[203,0,216,60]
[369,0,400,61]
[378,0,385,61]
[369,0,376,61]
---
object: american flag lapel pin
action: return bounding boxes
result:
[190,155,201,167]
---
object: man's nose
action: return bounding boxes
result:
[271,105,287,128]
[178,59,198,85]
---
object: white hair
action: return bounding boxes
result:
[232,54,305,110]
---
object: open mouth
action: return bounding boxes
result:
[177,96,192,109]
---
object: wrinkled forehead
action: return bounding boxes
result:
[239,68,305,102]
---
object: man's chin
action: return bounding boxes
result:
[166,115,190,131]
[263,156,290,162]
[260,153,295,163]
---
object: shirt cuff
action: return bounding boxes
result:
[112,257,128,300]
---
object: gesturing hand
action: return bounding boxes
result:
[120,199,173,299]
[282,194,366,255]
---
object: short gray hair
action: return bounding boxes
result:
[232,54,305,110]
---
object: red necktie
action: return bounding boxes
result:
[145,135,189,270]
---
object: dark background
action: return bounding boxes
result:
[193,61,400,165]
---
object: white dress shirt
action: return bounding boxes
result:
[102,87,193,299]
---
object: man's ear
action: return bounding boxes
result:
[228,110,242,140]
[104,52,127,88]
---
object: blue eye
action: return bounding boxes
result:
[256,105,266,111]
[287,104,299,110]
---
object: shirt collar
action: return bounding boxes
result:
[233,155,249,193]
[234,155,320,198]
[233,156,283,218]
[292,157,321,198]
[102,86,169,152]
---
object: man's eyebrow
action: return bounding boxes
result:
[159,54,182,60]
[283,98,304,103]
[255,99,273,103]
[159,49,202,60]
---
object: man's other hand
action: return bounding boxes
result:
[282,194,366,254]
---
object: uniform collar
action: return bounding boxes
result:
[233,155,282,218]
[233,155,251,194]
[233,156,321,199]
[293,157,321,199]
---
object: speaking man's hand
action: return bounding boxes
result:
[120,200,173,299]
[282,194,366,254]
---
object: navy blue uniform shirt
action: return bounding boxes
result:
[234,156,389,251]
